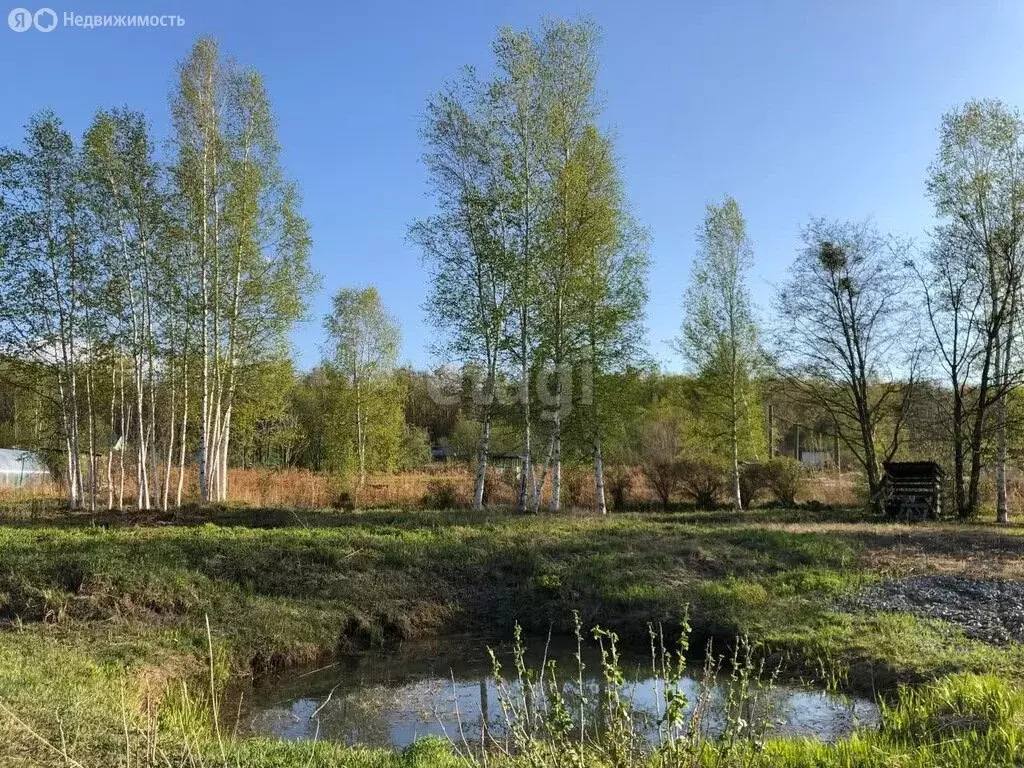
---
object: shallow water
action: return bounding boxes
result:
[231,635,879,749]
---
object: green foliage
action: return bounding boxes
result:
[398,425,432,470]
[232,358,301,467]
[763,457,806,507]
[677,456,729,509]
[421,479,461,509]
[322,287,405,477]
[449,417,520,463]
[738,462,769,507]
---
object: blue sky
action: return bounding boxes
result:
[3,0,1024,371]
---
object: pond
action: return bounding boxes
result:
[230,635,879,749]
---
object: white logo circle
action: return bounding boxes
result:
[33,7,56,31]
[7,7,32,31]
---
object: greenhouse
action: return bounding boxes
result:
[0,449,51,487]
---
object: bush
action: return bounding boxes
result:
[739,462,769,508]
[499,466,523,500]
[764,457,805,507]
[328,473,356,510]
[421,479,461,509]
[678,457,728,509]
[480,466,503,505]
[640,419,682,508]
[642,459,683,508]
[605,465,633,511]
[561,464,587,507]
[398,425,432,469]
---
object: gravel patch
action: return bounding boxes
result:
[852,575,1024,645]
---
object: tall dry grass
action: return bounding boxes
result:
[0,460,895,512]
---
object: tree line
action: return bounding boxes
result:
[0,37,315,509]
[409,20,1024,521]
[1,22,1023,521]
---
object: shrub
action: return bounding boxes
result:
[605,465,633,511]
[739,462,769,508]
[328,473,356,510]
[640,419,682,508]
[642,459,682,508]
[561,464,587,507]
[678,457,728,509]
[421,479,461,509]
[397,425,432,469]
[332,490,355,511]
[480,466,503,505]
[499,466,523,500]
[764,457,805,506]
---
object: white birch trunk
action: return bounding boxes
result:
[593,431,607,515]
[177,353,189,508]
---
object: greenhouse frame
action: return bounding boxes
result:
[0,449,51,487]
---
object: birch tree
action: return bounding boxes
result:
[575,141,649,514]
[492,27,546,513]
[83,108,168,509]
[171,37,314,503]
[535,19,601,513]
[323,287,401,485]
[925,99,1024,522]
[412,70,514,510]
[0,112,97,508]
[679,197,760,510]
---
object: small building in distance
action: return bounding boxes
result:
[431,445,457,462]
[0,448,51,487]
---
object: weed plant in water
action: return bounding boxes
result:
[464,612,784,768]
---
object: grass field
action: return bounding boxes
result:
[0,505,1023,766]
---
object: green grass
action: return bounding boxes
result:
[0,506,1022,765]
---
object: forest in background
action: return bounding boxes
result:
[2,20,1024,521]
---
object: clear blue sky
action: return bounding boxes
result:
[3,0,1024,371]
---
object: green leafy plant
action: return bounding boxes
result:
[678,457,729,509]
[422,479,462,509]
[763,458,806,507]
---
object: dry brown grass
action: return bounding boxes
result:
[227,465,479,509]
[802,471,859,506]
[0,462,867,512]
[225,464,863,510]
[12,450,995,517]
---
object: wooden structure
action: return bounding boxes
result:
[882,461,944,520]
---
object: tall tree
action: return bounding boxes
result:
[776,219,917,514]
[492,25,546,513]
[679,197,760,510]
[535,19,601,513]
[925,99,1024,522]
[171,36,315,503]
[83,108,169,510]
[323,286,401,485]
[412,69,514,510]
[555,126,648,514]
[0,112,97,508]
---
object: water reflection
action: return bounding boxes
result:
[231,635,878,749]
